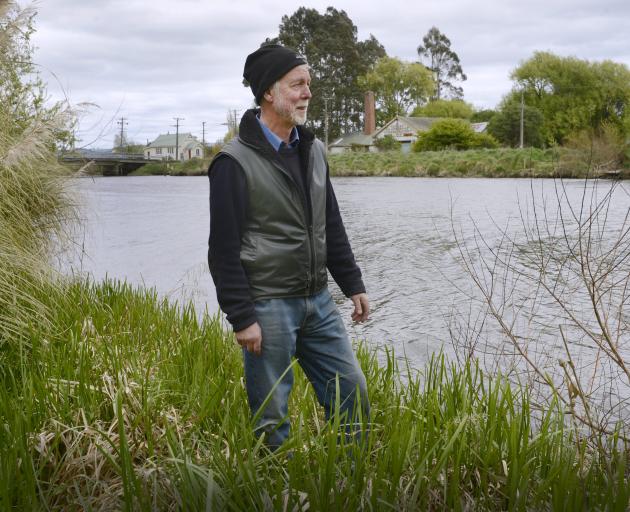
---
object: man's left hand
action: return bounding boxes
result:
[350,293,370,323]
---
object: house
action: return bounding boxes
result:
[329,117,490,154]
[144,133,204,161]
[328,131,376,154]
[371,116,443,153]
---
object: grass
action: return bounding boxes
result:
[328,147,617,178]
[1,279,629,509]
[128,157,211,176]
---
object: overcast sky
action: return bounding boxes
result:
[32,0,630,149]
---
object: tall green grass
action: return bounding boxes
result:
[1,279,628,509]
[328,147,604,178]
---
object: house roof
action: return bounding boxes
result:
[329,131,374,148]
[471,122,489,133]
[373,116,442,138]
[148,133,200,148]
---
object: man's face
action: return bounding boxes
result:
[268,64,312,126]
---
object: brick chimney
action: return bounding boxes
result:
[364,91,376,135]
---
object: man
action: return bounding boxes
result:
[208,44,369,449]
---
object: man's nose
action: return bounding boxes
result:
[302,86,312,99]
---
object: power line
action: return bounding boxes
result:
[117,117,128,153]
[172,117,184,161]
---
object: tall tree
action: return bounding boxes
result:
[359,57,434,124]
[487,100,544,147]
[265,7,386,140]
[411,99,473,119]
[417,27,467,100]
[511,51,630,144]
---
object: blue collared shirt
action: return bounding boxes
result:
[256,115,299,151]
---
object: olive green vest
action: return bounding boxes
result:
[218,138,328,300]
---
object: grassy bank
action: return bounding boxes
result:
[2,279,629,509]
[328,147,623,178]
[128,157,211,176]
[124,147,628,179]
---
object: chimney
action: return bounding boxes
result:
[364,91,376,135]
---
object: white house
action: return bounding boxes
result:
[144,133,204,161]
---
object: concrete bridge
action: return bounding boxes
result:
[60,149,151,176]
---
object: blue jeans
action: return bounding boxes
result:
[242,288,369,449]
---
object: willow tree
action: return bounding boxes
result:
[511,51,630,144]
[359,56,434,125]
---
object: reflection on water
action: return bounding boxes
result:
[64,176,630,374]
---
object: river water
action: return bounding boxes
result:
[64,176,630,376]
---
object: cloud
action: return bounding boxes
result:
[30,0,630,147]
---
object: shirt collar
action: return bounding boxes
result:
[256,114,299,151]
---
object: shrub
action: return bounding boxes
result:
[374,134,401,151]
[413,119,497,152]
[468,132,499,149]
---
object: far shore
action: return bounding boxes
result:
[66,147,629,179]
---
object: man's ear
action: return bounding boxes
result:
[263,88,274,104]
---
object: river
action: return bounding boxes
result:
[64,176,630,375]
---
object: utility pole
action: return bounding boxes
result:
[202,121,206,154]
[519,90,524,149]
[172,117,184,161]
[323,97,330,152]
[117,117,128,153]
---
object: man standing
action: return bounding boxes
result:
[208,44,369,449]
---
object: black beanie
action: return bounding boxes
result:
[243,44,308,105]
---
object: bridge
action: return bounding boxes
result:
[60,149,151,176]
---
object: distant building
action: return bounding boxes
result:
[144,133,204,161]
[329,116,489,154]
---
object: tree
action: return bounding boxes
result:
[267,7,386,140]
[358,56,434,125]
[413,118,498,151]
[417,27,467,100]
[373,134,401,151]
[511,51,630,144]
[411,99,473,119]
[487,100,544,147]
[470,109,497,123]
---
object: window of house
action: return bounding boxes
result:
[156,148,162,155]
[168,147,174,154]
[195,148,200,156]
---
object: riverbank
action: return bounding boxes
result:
[3,278,628,509]
[329,147,628,178]
[121,147,628,179]
[5,137,629,509]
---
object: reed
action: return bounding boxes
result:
[1,279,628,510]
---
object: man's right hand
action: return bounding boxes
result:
[235,322,262,356]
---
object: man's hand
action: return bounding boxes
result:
[235,322,262,356]
[350,293,370,323]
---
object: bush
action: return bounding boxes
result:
[413,119,498,152]
[374,134,401,151]
[468,132,499,149]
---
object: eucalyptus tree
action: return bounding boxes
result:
[417,27,467,100]
[264,7,386,140]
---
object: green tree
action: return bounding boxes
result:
[487,100,544,147]
[511,51,630,144]
[358,56,434,125]
[411,99,473,119]
[470,109,497,122]
[373,134,401,151]
[417,27,467,100]
[267,7,386,140]
[413,118,498,151]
